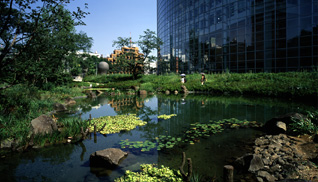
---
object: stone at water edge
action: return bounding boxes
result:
[31,114,58,135]
[90,148,128,168]
[53,103,67,112]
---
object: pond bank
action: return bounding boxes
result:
[235,134,318,182]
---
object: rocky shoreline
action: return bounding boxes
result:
[234,113,318,182]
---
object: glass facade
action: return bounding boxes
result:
[157,0,318,73]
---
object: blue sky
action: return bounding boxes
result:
[67,0,157,57]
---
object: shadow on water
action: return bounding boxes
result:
[0,93,316,182]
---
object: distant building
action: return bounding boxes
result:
[76,51,102,58]
[144,60,157,75]
[106,46,144,74]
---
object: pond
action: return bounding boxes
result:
[0,94,316,182]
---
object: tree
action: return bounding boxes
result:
[0,0,91,88]
[112,29,162,79]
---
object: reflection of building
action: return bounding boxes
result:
[108,97,144,112]
[157,0,318,73]
[106,46,144,74]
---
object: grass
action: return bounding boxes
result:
[0,84,86,150]
[82,71,318,98]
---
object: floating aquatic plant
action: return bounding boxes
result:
[119,135,182,152]
[158,114,177,120]
[118,118,260,152]
[114,164,183,182]
[183,118,261,144]
[88,114,147,134]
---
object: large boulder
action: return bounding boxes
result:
[90,148,128,168]
[31,115,58,135]
[235,154,264,173]
[263,112,307,134]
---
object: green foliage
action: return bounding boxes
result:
[0,84,84,144]
[0,1,91,86]
[40,86,85,101]
[115,164,183,182]
[140,82,155,92]
[84,74,133,83]
[112,29,162,79]
[88,114,147,134]
[32,117,88,146]
[191,173,203,182]
[290,111,318,135]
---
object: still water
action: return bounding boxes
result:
[0,94,316,182]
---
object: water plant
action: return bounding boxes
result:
[119,118,260,152]
[183,118,261,144]
[119,135,182,152]
[87,114,147,134]
[158,114,177,120]
[114,164,183,182]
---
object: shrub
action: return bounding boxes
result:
[290,111,318,135]
[140,82,155,92]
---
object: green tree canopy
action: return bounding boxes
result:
[0,0,92,88]
[112,29,162,79]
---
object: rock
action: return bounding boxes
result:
[139,90,147,95]
[53,103,67,112]
[249,155,265,172]
[238,133,318,181]
[235,154,264,172]
[31,115,58,135]
[0,138,14,149]
[276,121,287,132]
[65,98,76,105]
[257,170,276,181]
[263,113,307,134]
[256,176,264,182]
[90,148,128,168]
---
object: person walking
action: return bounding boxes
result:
[180,74,186,83]
[200,73,206,85]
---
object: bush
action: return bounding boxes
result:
[140,82,155,92]
[290,111,318,135]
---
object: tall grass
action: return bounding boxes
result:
[0,84,86,147]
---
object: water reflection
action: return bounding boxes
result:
[0,94,316,182]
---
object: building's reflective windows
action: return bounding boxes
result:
[157,0,318,73]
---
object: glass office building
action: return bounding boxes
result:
[157,0,318,73]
